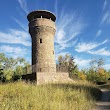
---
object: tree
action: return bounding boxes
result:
[97,58,105,68]
[12,66,24,81]
[89,58,97,70]
[0,53,30,82]
[58,54,70,67]
[58,55,63,66]
[86,58,108,83]
[57,54,78,79]
[89,58,105,69]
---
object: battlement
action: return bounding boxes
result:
[27,10,56,22]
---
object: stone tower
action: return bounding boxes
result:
[27,10,56,73]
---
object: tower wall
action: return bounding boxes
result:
[28,11,56,73]
[22,10,71,84]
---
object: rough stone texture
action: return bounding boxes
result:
[25,10,71,84]
[37,72,70,84]
[28,11,56,73]
[21,72,71,84]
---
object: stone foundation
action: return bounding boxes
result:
[22,72,71,84]
[37,72,70,84]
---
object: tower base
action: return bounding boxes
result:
[22,72,71,84]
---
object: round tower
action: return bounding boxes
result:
[27,10,56,73]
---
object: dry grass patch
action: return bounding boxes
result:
[0,81,101,110]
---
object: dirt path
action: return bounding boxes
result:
[96,89,110,110]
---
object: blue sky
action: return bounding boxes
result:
[0,0,110,70]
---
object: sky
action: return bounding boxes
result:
[0,0,110,70]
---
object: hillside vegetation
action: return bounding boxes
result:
[0,81,101,110]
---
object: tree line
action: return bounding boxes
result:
[58,54,110,84]
[0,52,110,83]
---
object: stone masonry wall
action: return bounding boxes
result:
[25,11,72,84]
[29,18,56,73]
[22,72,71,84]
[37,72,70,84]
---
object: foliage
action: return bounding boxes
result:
[0,53,30,82]
[58,54,70,66]
[57,55,110,83]
[0,81,101,110]
[0,68,6,82]
[12,66,24,81]
[86,58,110,83]
[79,71,87,80]
[58,54,79,79]
[89,58,105,71]
[57,54,89,80]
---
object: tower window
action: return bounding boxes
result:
[40,39,42,43]
[53,51,54,54]
[40,68,42,72]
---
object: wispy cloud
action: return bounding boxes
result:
[88,47,110,56]
[0,45,29,58]
[13,17,28,31]
[54,0,58,17]
[96,29,102,37]
[17,0,28,14]
[55,39,78,54]
[101,10,110,24]
[55,9,86,54]
[101,0,110,24]
[103,0,108,11]
[75,40,108,52]
[0,29,31,46]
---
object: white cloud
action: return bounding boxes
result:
[96,29,102,37]
[88,48,110,56]
[74,57,90,69]
[0,29,31,46]
[55,9,86,54]
[75,40,108,52]
[55,14,84,44]
[101,0,110,24]
[0,45,29,58]
[56,29,66,42]
[17,0,28,14]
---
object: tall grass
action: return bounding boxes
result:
[0,81,101,110]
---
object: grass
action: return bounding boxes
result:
[0,81,101,110]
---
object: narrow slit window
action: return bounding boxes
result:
[53,51,54,54]
[40,39,42,43]
[40,68,41,72]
